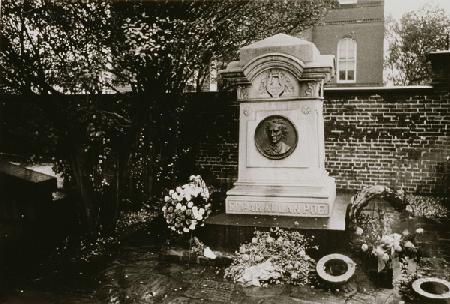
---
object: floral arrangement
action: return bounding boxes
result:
[225,228,317,286]
[162,175,211,234]
[353,218,422,272]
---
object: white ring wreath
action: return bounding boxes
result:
[316,253,356,284]
[412,277,450,300]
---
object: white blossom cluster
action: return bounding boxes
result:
[355,226,421,272]
[162,175,211,234]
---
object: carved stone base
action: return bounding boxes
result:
[225,177,336,217]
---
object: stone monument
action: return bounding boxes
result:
[220,34,336,218]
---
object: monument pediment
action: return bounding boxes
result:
[222,34,334,101]
[240,34,320,65]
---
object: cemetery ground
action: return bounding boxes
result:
[0,192,449,304]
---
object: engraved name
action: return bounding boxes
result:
[227,201,329,216]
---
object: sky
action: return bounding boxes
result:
[385,0,450,19]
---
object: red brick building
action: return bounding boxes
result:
[301,0,385,87]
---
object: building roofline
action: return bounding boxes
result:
[324,85,433,93]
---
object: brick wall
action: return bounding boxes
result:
[184,87,450,195]
[182,92,239,190]
[324,88,450,194]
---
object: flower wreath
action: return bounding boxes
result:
[162,175,211,234]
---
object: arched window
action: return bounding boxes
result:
[337,38,357,83]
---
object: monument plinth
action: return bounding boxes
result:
[221,34,336,218]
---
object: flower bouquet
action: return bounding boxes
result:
[225,228,317,286]
[353,224,421,287]
[162,175,211,235]
[370,232,419,272]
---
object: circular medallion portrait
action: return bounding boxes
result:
[254,115,298,160]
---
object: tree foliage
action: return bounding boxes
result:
[385,6,450,86]
[116,0,336,93]
[1,0,114,94]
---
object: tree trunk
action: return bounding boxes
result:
[70,150,97,235]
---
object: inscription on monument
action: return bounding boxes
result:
[227,200,330,216]
[254,115,297,160]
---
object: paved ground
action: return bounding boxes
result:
[0,240,402,304]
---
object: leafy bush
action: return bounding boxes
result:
[225,228,317,286]
[406,194,448,220]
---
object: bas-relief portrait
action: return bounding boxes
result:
[254,115,298,160]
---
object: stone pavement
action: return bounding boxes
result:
[0,244,401,304]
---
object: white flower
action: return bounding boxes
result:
[416,228,424,234]
[361,244,369,252]
[162,206,166,212]
[402,229,409,236]
[175,203,182,210]
[199,208,205,215]
[266,237,273,243]
[381,235,394,246]
[189,223,196,230]
[176,187,182,193]
[164,196,170,202]
[392,233,402,241]
[169,190,174,195]
[375,246,385,257]
[183,227,189,233]
[180,205,186,211]
[356,227,363,235]
[187,201,193,208]
[185,194,192,202]
[394,245,402,252]
[404,241,414,248]
[176,195,183,202]
[203,247,216,259]
[252,238,258,243]
[171,193,177,200]
[192,206,198,213]
[189,175,196,181]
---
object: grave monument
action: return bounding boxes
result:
[221,34,336,218]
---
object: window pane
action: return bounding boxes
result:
[347,41,355,59]
[339,61,350,69]
[338,43,347,58]
[339,70,346,80]
[347,59,355,70]
[347,70,355,80]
